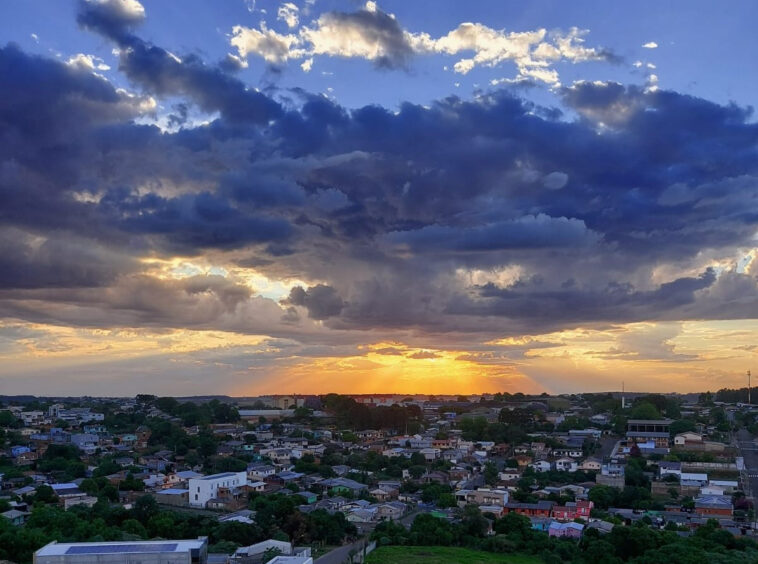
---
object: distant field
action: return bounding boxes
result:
[365,546,541,564]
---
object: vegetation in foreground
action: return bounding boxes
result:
[366,545,541,564]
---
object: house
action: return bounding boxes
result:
[232,540,312,562]
[142,473,167,489]
[530,460,552,473]
[247,464,276,481]
[376,502,406,520]
[421,471,449,484]
[553,448,584,459]
[586,520,615,535]
[371,487,397,502]
[1,509,30,525]
[448,467,471,482]
[297,491,318,504]
[555,458,578,472]
[347,507,377,523]
[70,433,99,453]
[498,469,522,482]
[551,500,593,521]
[319,477,367,496]
[219,509,256,525]
[47,483,84,499]
[503,501,555,517]
[674,432,703,445]
[569,428,602,440]
[548,521,584,538]
[166,470,203,486]
[154,488,189,507]
[515,455,533,467]
[419,448,441,461]
[626,419,672,448]
[579,458,602,472]
[694,495,733,518]
[188,471,247,508]
[455,488,509,508]
[10,445,31,458]
[530,442,548,456]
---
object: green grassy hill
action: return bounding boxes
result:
[365,546,541,564]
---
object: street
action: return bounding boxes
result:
[315,538,371,564]
[736,428,758,499]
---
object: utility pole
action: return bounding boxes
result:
[749,370,752,406]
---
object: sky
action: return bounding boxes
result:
[0,0,757,397]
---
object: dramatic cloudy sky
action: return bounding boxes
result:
[1,0,757,396]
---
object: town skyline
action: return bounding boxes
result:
[1,0,758,397]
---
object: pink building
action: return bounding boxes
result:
[552,500,594,521]
[548,521,584,538]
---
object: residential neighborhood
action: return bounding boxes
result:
[1,390,758,563]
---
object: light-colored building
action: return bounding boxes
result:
[232,540,312,562]
[674,432,703,445]
[555,458,578,472]
[456,488,509,508]
[34,538,207,563]
[188,472,247,508]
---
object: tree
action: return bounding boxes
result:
[408,465,425,479]
[484,462,498,486]
[460,505,489,537]
[132,494,158,523]
[630,402,662,420]
[669,419,696,436]
[262,547,282,563]
[0,410,18,427]
[588,485,619,510]
[34,485,58,504]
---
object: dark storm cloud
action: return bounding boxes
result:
[108,190,293,252]
[77,0,282,124]
[0,230,134,289]
[1,11,758,343]
[388,214,598,252]
[446,269,720,326]
[76,0,145,45]
[286,284,346,320]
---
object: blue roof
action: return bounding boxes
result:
[199,472,238,480]
[66,544,178,554]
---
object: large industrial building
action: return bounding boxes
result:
[34,537,207,564]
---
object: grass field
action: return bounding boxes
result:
[365,546,542,564]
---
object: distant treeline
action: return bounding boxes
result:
[321,394,421,431]
[713,387,753,404]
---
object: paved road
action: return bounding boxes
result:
[736,428,758,498]
[399,509,421,528]
[599,437,619,458]
[315,539,370,564]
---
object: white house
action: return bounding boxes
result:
[247,464,276,481]
[555,458,578,472]
[499,469,522,482]
[419,448,441,461]
[189,471,247,507]
[674,432,703,445]
[530,460,552,473]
